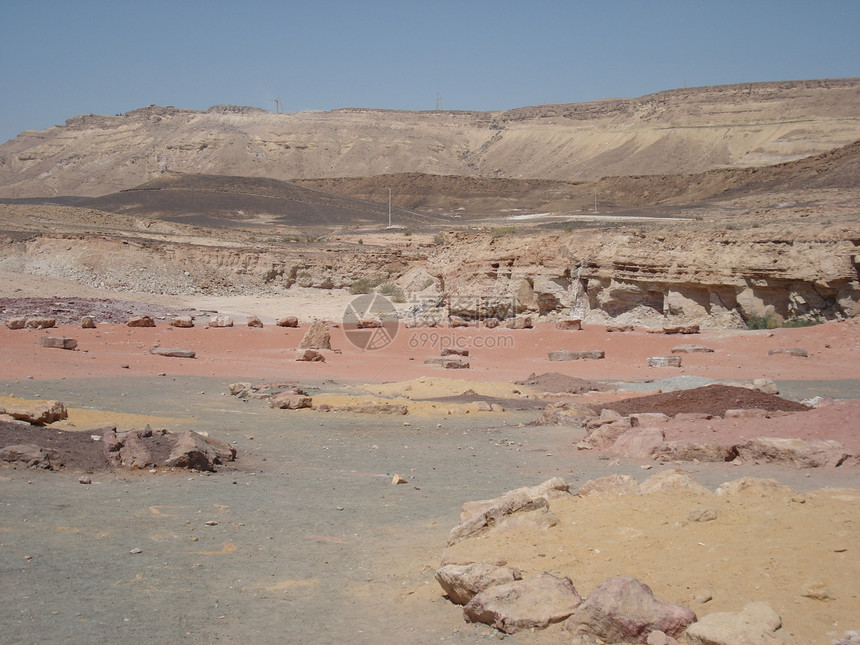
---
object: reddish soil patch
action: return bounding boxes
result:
[598,384,811,417]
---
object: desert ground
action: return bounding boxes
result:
[1,279,858,645]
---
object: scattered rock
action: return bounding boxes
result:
[800,581,833,600]
[424,357,470,369]
[298,320,331,349]
[464,572,583,634]
[647,356,682,368]
[170,315,194,328]
[662,324,700,334]
[80,316,97,329]
[577,473,640,497]
[441,348,469,357]
[555,319,582,330]
[247,315,264,328]
[685,601,790,645]
[78,475,92,484]
[609,427,666,459]
[436,563,523,605]
[295,348,325,362]
[606,324,634,332]
[483,317,500,329]
[4,316,27,330]
[149,347,196,359]
[449,315,470,328]
[688,507,718,522]
[0,443,60,469]
[391,473,407,484]
[165,430,236,471]
[506,315,533,329]
[449,478,570,545]
[276,316,299,327]
[734,437,851,468]
[102,427,155,469]
[26,317,56,329]
[653,441,737,463]
[565,576,696,643]
[39,336,78,350]
[768,347,808,357]
[639,469,713,496]
[5,400,68,425]
[268,393,313,410]
[127,315,155,328]
[715,477,796,498]
[548,349,605,361]
[671,344,714,353]
[207,315,234,328]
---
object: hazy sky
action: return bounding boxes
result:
[1,0,858,144]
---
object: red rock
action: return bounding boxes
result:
[127,315,155,327]
[276,316,299,327]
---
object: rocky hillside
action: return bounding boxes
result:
[1,79,859,198]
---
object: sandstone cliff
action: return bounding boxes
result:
[2,79,858,198]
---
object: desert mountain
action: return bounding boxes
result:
[1,78,859,199]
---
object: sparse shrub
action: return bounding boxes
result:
[780,317,823,328]
[746,312,780,330]
[378,282,406,303]
[491,226,517,238]
[433,233,444,246]
[403,230,413,237]
[349,278,375,295]
[357,239,364,245]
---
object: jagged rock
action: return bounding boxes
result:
[170,315,194,328]
[208,315,234,328]
[0,444,60,469]
[295,348,325,362]
[81,316,97,329]
[276,316,299,327]
[647,356,682,367]
[734,437,851,468]
[39,336,78,350]
[578,473,641,497]
[715,477,796,497]
[630,412,670,427]
[653,441,737,463]
[436,563,523,605]
[671,344,714,353]
[565,576,696,643]
[228,382,253,398]
[149,347,196,358]
[391,473,407,484]
[298,320,331,349]
[548,349,605,361]
[506,315,533,329]
[424,357,470,369]
[102,427,154,469]
[483,317,500,328]
[127,315,155,327]
[450,478,570,545]
[556,319,582,330]
[491,507,559,534]
[685,601,791,645]
[449,315,470,327]
[247,315,264,328]
[5,316,27,329]
[578,419,632,451]
[640,469,713,496]
[165,430,236,471]
[467,400,492,412]
[441,348,469,357]
[269,393,313,409]
[688,508,718,522]
[609,427,665,459]
[464,572,583,634]
[5,400,68,425]
[768,347,808,357]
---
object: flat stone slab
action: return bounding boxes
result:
[425,357,470,369]
[555,319,582,331]
[40,336,78,350]
[647,356,682,367]
[149,347,196,359]
[548,350,605,361]
[671,344,714,353]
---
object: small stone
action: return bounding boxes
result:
[392,474,407,485]
[78,476,92,484]
[205,520,218,526]
[130,548,142,554]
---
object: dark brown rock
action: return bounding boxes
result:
[39,336,78,350]
[0,443,60,468]
[127,315,155,328]
[276,316,299,327]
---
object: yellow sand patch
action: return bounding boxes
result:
[0,395,188,431]
[353,376,538,400]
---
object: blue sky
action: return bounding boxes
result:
[1,0,858,144]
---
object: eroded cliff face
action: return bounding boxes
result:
[425,228,860,327]
[1,222,857,328]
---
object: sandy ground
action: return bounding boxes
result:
[1,292,859,644]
